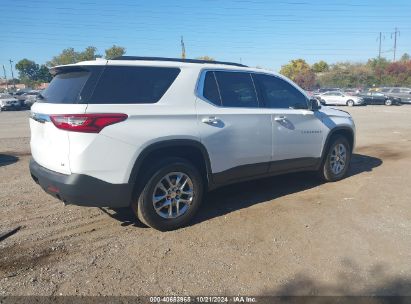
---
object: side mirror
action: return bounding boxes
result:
[309,98,321,111]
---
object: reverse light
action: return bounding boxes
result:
[50,113,128,133]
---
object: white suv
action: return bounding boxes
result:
[30,57,356,231]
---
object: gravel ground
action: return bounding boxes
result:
[0,106,410,296]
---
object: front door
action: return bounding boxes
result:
[252,73,324,171]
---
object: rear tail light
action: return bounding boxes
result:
[50,113,128,133]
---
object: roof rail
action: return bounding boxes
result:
[111,56,248,68]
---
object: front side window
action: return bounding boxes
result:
[253,74,307,109]
[214,71,258,108]
[89,66,180,104]
[392,88,400,93]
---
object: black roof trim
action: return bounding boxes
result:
[111,56,248,67]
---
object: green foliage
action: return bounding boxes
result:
[280,59,316,89]
[15,59,39,80]
[37,65,52,82]
[315,57,411,88]
[196,56,215,61]
[105,45,126,59]
[15,59,52,87]
[312,60,329,73]
[400,53,410,62]
[47,46,99,67]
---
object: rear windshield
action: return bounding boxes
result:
[41,69,91,104]
[88,66,180,104]
[40,65,180,104]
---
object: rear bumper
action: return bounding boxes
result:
[30,158,131,208]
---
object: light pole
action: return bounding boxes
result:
[9,59,16,91]
[2,65,8,91]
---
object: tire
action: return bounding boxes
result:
[385,99,392,106]
[346,100,354,107]
[319,136,351,182]
[131,157,204,231]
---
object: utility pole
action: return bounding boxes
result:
[9,59,16,90]
[377,32,382,59]
[180,36,186,59]
[391,27,400,61]
[2,65,8,91]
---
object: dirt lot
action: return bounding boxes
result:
[0,106,410,296]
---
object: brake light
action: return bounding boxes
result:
[50,114,128,133]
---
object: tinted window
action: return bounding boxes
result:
[381,88,389,92]
[89,66,180,104]
[392,88,400,93]
[203,71,221,106]
[42,70,91,103]
[214,71,258,108]
[254,74,307,109]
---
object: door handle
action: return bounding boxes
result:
[202,116,220,125]
[274,116,287,121]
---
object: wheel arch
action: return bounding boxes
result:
[128,139,213,194]
[321,127,355,160]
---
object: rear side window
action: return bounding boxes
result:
[42,70,91,103]
[254,74,308,109]
[203,71,222,106]
[88,66,180,104]
[214,71,258,108]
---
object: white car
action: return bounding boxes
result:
[29,57,356,230]
[318,91,364,106]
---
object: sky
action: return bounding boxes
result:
[1,0,411,77]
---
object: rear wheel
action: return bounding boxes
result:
[346,100,354,107]
[385,99,392,106]
[131,157,203,231]
[319,136,351,182]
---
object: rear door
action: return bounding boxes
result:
[30,66,102,174]
[196,70,272,182]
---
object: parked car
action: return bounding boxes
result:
[359,92,401,106]
[23,90,43,109]
[0,94,21,111]
[318,91,364,106]
[29,56,356,231]
[379,87,411,104]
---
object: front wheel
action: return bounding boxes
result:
[319,136,351,182]
[385,99,393,106]
[346,100,354,107]
[131,157,204,231]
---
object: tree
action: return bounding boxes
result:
[47,48,77,66]
[47,46,100,67]
[105,45,126,59]
[15,59,52,86]
[196,56,215,61]
[37,65,52,83]
[312,60,329,73]
[280,59,316,89]
[15,59,39,80]
[400,53,410,62]
[78,46,99,62]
